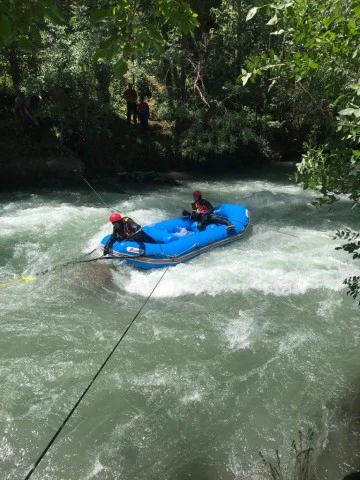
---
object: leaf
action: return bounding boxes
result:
[44,6,64,25]
[114,58,128,77]
[349,83,360,92]
[308,60,318,70]
[242,72,252,86]
[94,48,107,62]
[270,29,285,35]
[30,25,42,44]
[339,108,356,116]
[246,7,258,22]
[266,15,278,26]
[31,5,46,23]
[0,14,11,40]
[147,25,164,46]
[268,78,277,92]
[18,36,37,54]
[90,7,113,23]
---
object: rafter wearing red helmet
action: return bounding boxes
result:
[103,212,158,255]
[182,190,235,232]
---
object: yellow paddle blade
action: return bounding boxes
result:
[22,276,34,283]
[0,275,34,288]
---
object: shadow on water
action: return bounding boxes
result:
[316,388,360,480]
[344,473,360,479]
[173,461,225,480]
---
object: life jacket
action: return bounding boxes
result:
[122,217,132,237]
[194,200,210,214]
[115,217,140,239]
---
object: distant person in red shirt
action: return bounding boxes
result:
[123,83,138,124]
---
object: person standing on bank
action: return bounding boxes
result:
[137,96,150,133]
[182,190,236,232]
[21,97,40,146]
[103,212,158,255]
[123,83,138,124]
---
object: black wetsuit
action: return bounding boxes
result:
[104,216,157,254]
[183,199,234,231]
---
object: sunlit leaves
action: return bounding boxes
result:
[246,7,258,21]
[89,0,198,75]
[0,0,198,69]
[334,228,360,302]
[266,15,278,26]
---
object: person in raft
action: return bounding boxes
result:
[103,212,158,255]
[182,190,236,232]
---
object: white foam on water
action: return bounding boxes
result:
[119,225,352,298]
[86,456,106,479]
[130,366,177,388]
[0,436,14,461]
[316,298,343,319]
[180,391,202,404]
[278,330,313,355]
[0,204,103,237]
[223,314,258,350]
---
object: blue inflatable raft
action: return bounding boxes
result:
[100,203,250,269]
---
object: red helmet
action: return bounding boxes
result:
[193,190,202,198]
[109,212,122,223]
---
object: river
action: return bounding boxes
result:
[1,168,359,480]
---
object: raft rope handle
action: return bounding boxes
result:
[24,266,169,480]
[169,243,201,259]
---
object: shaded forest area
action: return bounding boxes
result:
[0,0,318,190]
[1,0,358,193]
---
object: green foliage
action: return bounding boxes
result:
[334,228,360,302]
[241,0,360,201]
[176,104,275,161]
[0,0,64,50]
[294,144,360,205]
[1,0,198,78]
[240,0,360,304]
[91,0,199,75]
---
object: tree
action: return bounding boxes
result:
[0,1,199,75]
[241,0,360,301]
[0,0,64,54]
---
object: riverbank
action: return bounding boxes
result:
[0,106,299,191]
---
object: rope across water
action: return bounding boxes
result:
[23,266,169,479]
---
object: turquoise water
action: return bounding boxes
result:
[1,170,359,479]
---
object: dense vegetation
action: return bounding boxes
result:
[0,0,359,298]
